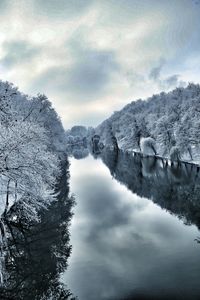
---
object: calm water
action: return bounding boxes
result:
[63,150,200,300]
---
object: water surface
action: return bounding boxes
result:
[63,151,200,300]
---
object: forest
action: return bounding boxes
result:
[0,80,67,220]
[2,79,200,298]
[96,83,200,163]
[0,80,76,297]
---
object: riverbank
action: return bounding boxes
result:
[123,149,200,170]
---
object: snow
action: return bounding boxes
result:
[96,83,200,165]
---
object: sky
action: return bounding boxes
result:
[0,0,200,129]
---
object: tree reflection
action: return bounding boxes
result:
[0,159,76,300]
[101,150,200,230]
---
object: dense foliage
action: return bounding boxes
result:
[0,80,68,287]
[0,80,66,220]
[97,83,200,161]
[66,125,94,148]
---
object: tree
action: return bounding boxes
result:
[105,121,118,150]
[140,137,157,155]
[0,80,66,284]
[96,83,200,161]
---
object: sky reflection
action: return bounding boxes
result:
[63,155,200,300]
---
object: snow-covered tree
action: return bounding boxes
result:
[105,121,118,150]
[0,82,63,215]
[96,83,200,162]
[0,80,66,281]
[140,137,157,155]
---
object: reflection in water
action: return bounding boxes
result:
[101,150,200,230]
[64,151,200,300]
[0,160,76,300]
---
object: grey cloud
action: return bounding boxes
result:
[162,74,187,89]
[125,70,145,87]
[32,45,119,102]
[149,59,165,81]
[149,65,162,81]
[32,0,94,19]
[149,59,187,89]
[67,49,119,95]
[1,40,40,68]
[97,0,157,25]
[98,0,200,33]
[164,74,186,89]
[0,0,8,13]
[70,111,108,128]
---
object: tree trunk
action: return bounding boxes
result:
[3,179,11,217]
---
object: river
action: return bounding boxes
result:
[63,150,200,300]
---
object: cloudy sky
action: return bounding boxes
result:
[0,0,200,128]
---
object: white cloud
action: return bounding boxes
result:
[0,0,199,128]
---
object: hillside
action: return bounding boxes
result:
[96,83,200,162]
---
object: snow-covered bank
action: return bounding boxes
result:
[96,83,200,165]
[125,149,200,169]
[0,80,68,284]
[0,81,67,221]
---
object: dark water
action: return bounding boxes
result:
[0,160,75,300]
[63,150,200,300]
